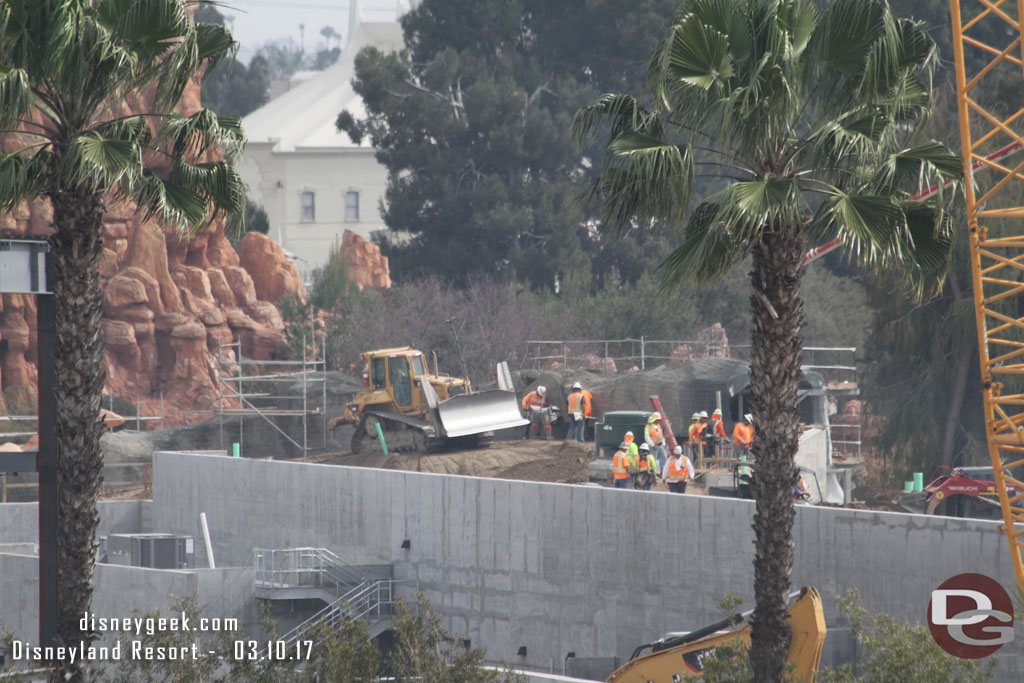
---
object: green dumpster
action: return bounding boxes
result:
[594,410,652,459]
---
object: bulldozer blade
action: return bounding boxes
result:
[438,389,529,437]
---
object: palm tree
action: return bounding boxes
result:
[573,0,960,678]
[0,1,243,677]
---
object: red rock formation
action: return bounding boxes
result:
[240,232,307,304]
[340,230,391,290]
[0,55,299,426]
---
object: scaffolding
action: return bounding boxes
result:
[215,335,328,458]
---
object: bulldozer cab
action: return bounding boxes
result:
[362,348,430,414]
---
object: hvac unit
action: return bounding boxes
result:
[106,533,194,569]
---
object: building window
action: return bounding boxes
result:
[300,191,315,222]
[345,191,359,221]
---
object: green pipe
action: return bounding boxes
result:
[375,422,389,455]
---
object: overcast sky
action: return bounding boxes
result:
[220,0,405,60]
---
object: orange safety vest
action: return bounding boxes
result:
[612,450,631,479]
[688,422,702,444]
[581,389,594,418]
[667,456,690,482]
[646,423,665,445]
[635,454,656,472]
[712,418,727,439]
[522,391,546,410]
[733,423,754,447]
[568,391,586,413]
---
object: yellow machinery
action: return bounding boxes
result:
[605,587,826,682]
[329,347,528,454]
[951,0,1024,598]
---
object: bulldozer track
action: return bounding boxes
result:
[349,414,493,456]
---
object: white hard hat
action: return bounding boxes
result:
[744,413,753,423]
[674,445,683,455]
[691,412,700,420]
[572,381,582,390]
[625,431,633,437]
[619,441,628,449]
[537,385,546,396]
[712,408,722,416]
[639,443,650,451]
[650,411,661,420]
[699,411,708,418]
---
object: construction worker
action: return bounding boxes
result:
[737,454,753,499]
[611,441,631,489]
[521,385,551,440]
[623,431,639,461]
[710,408,728,458]
[663,445,695,493]
[633,443,658,490]
[794,473,809,500]
[733,414,754,458]
[581,387,594,440]
[644,412,668,470]
[687,412,705,465]
[566,382,588,443]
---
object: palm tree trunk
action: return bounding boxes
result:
[49,187,107,682]
[747,226,805,682]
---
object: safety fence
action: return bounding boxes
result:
[524,339,857,385]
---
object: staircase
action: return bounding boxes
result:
[253,547,408,649]
[254,547,366,603]
[280,578,401,647]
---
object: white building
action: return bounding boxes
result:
[238,1,413,280]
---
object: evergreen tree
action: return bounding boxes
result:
[338,0,679,288]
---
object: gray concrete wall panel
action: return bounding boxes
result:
[150,452,1022,678]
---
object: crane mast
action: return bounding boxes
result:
[951,0,1024,596]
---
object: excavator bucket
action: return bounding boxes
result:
[437,389,529,437]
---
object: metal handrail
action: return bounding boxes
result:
[253,547,366,596]
[278,579,408,648]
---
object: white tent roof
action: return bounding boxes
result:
[243,21,404,152]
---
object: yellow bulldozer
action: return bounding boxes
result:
[329,347,528,455]
[605,587,826,681]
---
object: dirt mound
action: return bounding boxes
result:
[300,439,594,483]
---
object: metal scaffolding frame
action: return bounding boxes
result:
[215,335,328,458]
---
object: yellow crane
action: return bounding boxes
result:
[951,0,1024,596]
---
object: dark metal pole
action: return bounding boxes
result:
[37,251,57,649]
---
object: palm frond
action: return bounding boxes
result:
[819,189,902,264]
[710,177,806,242]
[195,21,236,68]
[0,151,50,214]
[900,201,952,271]
[656,200,749,290]
[871,142,962,195]
[156,109,246,161]
[664,13,734,91]
[570,94,652,147]
[168,159,245,216]
[0,67,32,131]
[135,167,208,226]
[595,132,694,233]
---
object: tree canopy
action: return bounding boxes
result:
[339,0,681,289]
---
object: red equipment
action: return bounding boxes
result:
[922,466,1024,516]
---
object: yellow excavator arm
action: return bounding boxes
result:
[606,587,825,682]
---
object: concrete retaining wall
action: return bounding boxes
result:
[151,452,1022,678]
[0,500,145,545]
[0,551,255,650]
